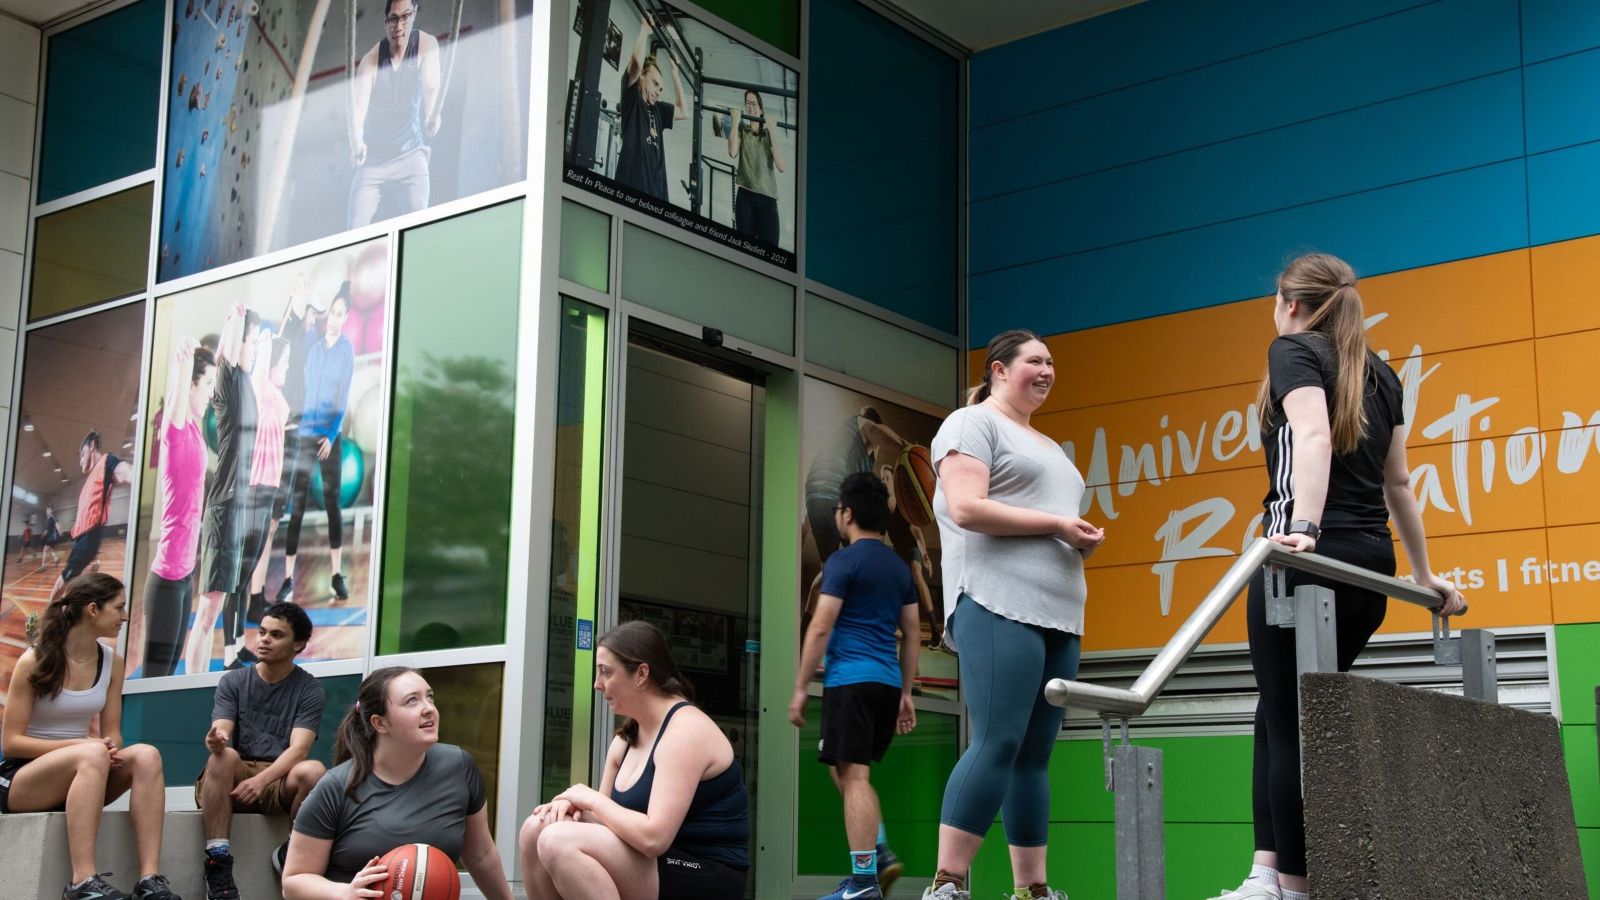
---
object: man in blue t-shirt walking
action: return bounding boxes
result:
[790,472,921,899]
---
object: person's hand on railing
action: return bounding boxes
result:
[1418,571,1468,617]
[1269,532,1316,553]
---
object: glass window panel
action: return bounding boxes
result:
[380,202,522,654]
[559,200,610,293]
[29,182,152,321]
[423,662,505,835]
[36,0,163,203]
[541,298,606,797]
[796,703,959,875]
[620,224,793,354]
[805,293,958,407]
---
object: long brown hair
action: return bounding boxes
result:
[334,666,419,799]
[598,620,695,745]
[1257,253,1371,455]
[966,329,1043,406]
[30,573,122,699]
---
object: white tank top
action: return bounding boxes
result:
[26,642,114,741]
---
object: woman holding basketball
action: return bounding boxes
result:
[922,329,1105,900]
[1,574,182,900]
[519,620,749,899]
[1209,254,1466,900]
[282,667,513,900]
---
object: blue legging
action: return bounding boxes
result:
[939,594,1081,845]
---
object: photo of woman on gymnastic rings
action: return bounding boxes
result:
[141,339,218,678]
[922,329,1105,900]
[1208,252,1467,900]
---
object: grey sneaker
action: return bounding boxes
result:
[131,874,182,900]
[920,884,969,900]
[63,874,130,900]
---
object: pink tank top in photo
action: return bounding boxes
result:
[153,418,206,580]
[250,380,290,488]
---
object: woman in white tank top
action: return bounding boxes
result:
[1,574,182,900]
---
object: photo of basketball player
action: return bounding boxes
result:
[1,302,145,724]
[800,378,954,699]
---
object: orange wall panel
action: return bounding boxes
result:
[1532,235,1600,337]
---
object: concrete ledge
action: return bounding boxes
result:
[1302,673,1589,898]
[0,810,288,898]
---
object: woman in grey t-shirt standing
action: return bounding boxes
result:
[922,330,1106,900]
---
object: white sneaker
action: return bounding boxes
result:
[1207,880,1281,900]
[920,884,969,900]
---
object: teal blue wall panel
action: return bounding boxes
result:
[806,0,958,333]
[1528,143,1600,246]
[36,0,163,202]
[1522,0,1600,64]
[1524,48,1600,153]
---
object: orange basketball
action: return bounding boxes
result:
[893,444,937,528]
[379,843,460,900]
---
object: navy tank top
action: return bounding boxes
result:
[609,701,750,868]
[365,29,425,161]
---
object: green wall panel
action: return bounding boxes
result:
[795,701,959,876]
[691,0,798,57]
[971,820,1255,899]
[1581,828,1600,896]
[380,201,523,654]
[1567,725,1600,829]
[1044,735,1255,824]
[1558,624,1600,726]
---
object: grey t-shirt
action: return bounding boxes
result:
[294,743,487,883]
[212,665,325,761]
[931,403,1088,644]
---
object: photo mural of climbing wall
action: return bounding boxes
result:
[159,0,532,281]
[128,239,391,678]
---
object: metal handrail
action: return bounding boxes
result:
[1044,537,1450,717]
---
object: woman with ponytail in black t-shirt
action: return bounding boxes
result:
[1210,253,1468,900]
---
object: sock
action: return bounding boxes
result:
[206,840,231,856]
[1282,890,1307,900]
[851,848,878,880]
[1248,864,1279,887]
[877,822,888,847]
[933,869,966,889]
[68,877,93,890]
[1014,884,1050,900]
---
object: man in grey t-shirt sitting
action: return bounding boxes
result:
[197,602,327,899]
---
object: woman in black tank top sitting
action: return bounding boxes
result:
[519,621,749,899]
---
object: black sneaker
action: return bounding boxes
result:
[245,590,269,624]
[131,874,181,900]
[275,577,293,603]
[270,840,288,882]
[63,874,131,900]
[331,572,349,600]
[203,852,239,899]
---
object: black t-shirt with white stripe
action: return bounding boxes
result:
[1260,332,1405,536]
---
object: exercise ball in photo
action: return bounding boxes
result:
[308,253,350,309]
[378,843,459,900]
[349,243,387,311]
[358,303,387,357]
[309,437,366,509]
[348,383,384,456]
[203,406,219,453]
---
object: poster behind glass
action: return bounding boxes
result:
[1,304,146,726]
[159,0,531,281]
[129,239,390,677]
[564,0,798,269]
[800,377,954,701]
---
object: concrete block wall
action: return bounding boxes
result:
[0,12,39,468]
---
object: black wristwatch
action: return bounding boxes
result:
[1287,520,1321,541]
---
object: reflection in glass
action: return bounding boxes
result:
[559,200,610,292]
[36,0,163,203]
[424,662,505,836]
[29,183,153,322]
[380,201,522,653]
[158,0,533,281]
[1,304,144,726]
[540,298,606,798]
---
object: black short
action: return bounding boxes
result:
[819,681,900,766]
[200,500,245,593]
[0,757,36,814]
[61,527,104,582]
[657,847,746,900]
